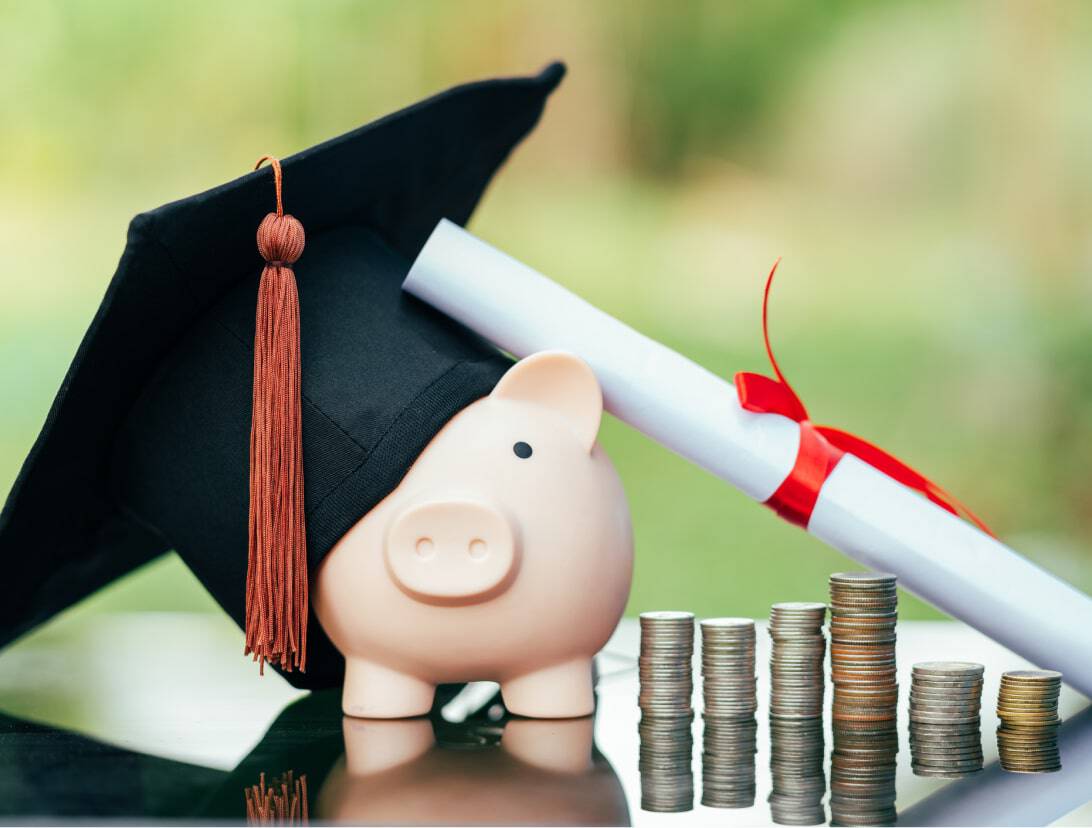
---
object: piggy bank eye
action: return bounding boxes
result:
[512,441,533,459]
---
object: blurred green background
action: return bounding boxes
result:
[2,0,1091,645]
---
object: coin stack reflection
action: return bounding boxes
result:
[767,602,827,826]
[996,670,1062,774]
[769,716,826,825]
[909,662,984,777]
[638,611,695,812]
[828,572,898,827]
[700,618,758,808]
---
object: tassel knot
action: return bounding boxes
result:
[257,213,305,265]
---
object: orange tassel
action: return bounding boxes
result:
[245,156,308,674]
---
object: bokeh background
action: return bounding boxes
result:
[2,0,1091,716]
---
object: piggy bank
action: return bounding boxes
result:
[315,716,630,825]
[313,351,634,718]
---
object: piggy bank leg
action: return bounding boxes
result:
[342,659,435,719]
[501,659,595,718]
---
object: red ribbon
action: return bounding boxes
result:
[734,260,995,538]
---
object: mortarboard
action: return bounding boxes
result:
[0,62,565,688]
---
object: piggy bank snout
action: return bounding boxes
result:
[384,499,518,602]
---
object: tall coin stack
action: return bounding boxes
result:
[700,618,758,808]
[909,662,984,777]
[996,669,1062,774]
[767,602,828,826]
[828,572,899,827]
[638,611,695,812]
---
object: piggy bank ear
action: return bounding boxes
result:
[490,351,603,452]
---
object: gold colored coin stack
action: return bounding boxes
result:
[828,572,898,827]
[996,669,1062,774]
[909,662,984,778]
[767,602,827,826]
[700,618,758,808]
[638,611,695,812]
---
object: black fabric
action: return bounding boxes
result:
[0,62,565,689]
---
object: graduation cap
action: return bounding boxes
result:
[0,62,565,688]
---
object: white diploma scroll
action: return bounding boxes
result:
[404,219,1092,698]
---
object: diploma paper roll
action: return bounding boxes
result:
[404,219,1092,698]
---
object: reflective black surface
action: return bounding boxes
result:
[0,616,1089,825]
[0,690,630,825]
[0,711,223,821]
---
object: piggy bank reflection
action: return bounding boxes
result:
[314,351,634,719]
[315,715,630,826]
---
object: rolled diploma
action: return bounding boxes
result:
[404,219,1092,698]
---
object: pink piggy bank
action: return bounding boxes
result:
[313,351,634,719]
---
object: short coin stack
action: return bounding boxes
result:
[828,572,899,827]
[909,662,984,777]
[700,618,758,808]
[767,602,827,826]
[996,669,1062,774]
[638,611,695,812]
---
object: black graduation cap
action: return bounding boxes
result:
[0,62,565,688]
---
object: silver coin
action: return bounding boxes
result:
[912,751,985,763]
[910,689,983,700]
[701,616,755,629]
[913,660,984,674]
[909,728,981,740]
[909,712,981,726]
[641,610,695,621]
[910,732,983,745]
[772,601,828,612]
[909,701,982,712]
[830,571,898,584]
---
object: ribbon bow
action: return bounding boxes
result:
[734,259,995,538]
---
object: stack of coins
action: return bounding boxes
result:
[700,618,758,808]
[638,611,695,812]
[769,602,828,719]
[767,602,827,826]
[996,670,1062,774]
[909,662,984,777]
[828,572,899,827]
[702,618,758,719]
[768,717,827,826]
[639,611,695,717]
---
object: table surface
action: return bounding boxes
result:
[0,613,1089,826]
